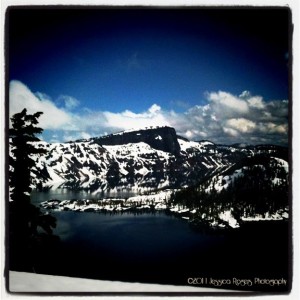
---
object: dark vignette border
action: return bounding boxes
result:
[3,4,294,297]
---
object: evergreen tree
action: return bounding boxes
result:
[9,108,57,271]
[9,109,44,203]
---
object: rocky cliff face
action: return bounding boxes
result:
[92,126,181,155]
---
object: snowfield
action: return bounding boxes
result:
[8,271,238,292]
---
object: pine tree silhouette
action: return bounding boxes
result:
[9,108,58,272]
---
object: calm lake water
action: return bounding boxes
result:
[31,188,137,204]
[29,189,290,292]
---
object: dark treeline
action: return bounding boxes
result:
[170,154,289,222]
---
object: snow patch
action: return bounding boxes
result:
[10,271,226,292]
[219,210,240,228]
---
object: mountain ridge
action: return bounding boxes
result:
[24,126,288,194]
[81,126,181,156]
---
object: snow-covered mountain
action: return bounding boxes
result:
[28,126,288,194]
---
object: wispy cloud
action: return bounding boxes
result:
[9,80,288,145]
[57,95,80,110]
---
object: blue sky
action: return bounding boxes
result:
[8,8,290,145]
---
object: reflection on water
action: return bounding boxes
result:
[31,188,138,205]
[32,168,215,201]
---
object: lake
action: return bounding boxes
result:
[30,188,137,204]
[27,189,290,292]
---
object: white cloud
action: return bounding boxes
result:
[257,122,288,134]
[239,90,251,99]
[10,80,72,130]
[9,80,288,145]
[223,127,239,137]
[103,104,170,131]
[148,104,161,114]
[226,118,256,133]
[247,96,265,109]
[208,91,249,114]
[58,95,80,110]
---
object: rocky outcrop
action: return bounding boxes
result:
[93,126,181,155]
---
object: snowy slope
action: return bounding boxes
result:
[30,141,112,187]
[204,156,289,193]
[9,271,233,292]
